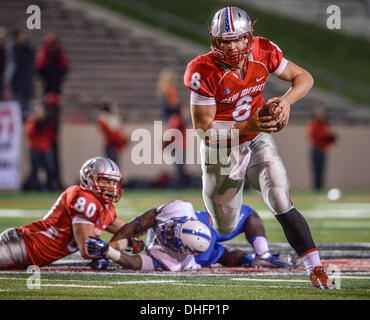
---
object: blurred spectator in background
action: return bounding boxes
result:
[307,106,337,191]
[44,92,63,190]
[35,34,68,95]
[23,102,58,191]
[6,30,35,122]
[157,68,189,189]
[162,112,189,189]
[157,68,181,121]
[0,27,7,101]
[97,101,128,167]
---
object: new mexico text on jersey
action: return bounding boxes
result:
[184,36,288,143]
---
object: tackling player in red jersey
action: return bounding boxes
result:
[184,7,334,289]
[0,157,138,270]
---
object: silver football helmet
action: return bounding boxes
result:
[156,217,212,255]
[79,157,123,203]
[209,7,255,66]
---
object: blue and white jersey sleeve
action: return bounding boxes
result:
[155,200,197,223]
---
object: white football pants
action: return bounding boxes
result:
[0,228,32,269]
[200,132,293,234]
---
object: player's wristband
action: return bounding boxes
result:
[106,246,121,262]
[135,216,145,233]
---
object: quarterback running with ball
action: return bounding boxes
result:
[184,6,334,289]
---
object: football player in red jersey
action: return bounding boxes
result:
[0,157,138,270]
[184,7,334,289]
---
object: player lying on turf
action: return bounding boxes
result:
[86,200,296,271]
[0,157,141,270]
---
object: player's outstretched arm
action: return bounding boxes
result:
[105,217,132,251]
[86,237,142,270]
[109,208,157,248]
[267,61,314,126]
[105,217,127,234]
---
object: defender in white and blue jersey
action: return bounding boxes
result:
[86,200,295,271]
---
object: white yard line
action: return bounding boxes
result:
[0,275,369,292]
[0,209,45,218]
[231,276,370,282]
[340,276,370,280]
[0,276,112,288]
[40,284,112,288]
[258,210,370,219]
[0,276,181,286]
[0,276,99,282]
[231,278,310,283]
[113,280,178,284]
[322,222,370,228]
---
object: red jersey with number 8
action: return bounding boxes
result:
[15,186,117,267]
[184,36,287,143]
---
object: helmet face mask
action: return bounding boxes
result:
[156,219,180,251]
[80,157,123,203]
[93,173,123,203]
[156,217,212,255]
[209,7,255,66]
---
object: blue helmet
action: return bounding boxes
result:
[156,217,212,255]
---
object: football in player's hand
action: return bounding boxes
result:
[258,102,279,119]
[258,102,285,131]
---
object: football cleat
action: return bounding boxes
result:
[243,252,297,269]
[310,266,336,289]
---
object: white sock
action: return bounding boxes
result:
[301,249,322,275]
[251,236,269,256]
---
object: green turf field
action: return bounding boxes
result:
[0,273,369,300]
[1,189,369,243]
[0,189,369,300]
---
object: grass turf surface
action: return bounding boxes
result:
[0,189,369,300]
[1,189,369,242]
[0,273,369,300]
